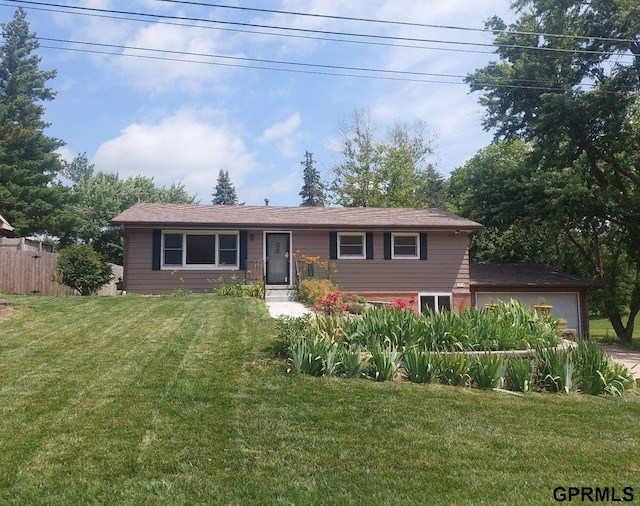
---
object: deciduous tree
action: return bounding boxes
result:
[331,108,443,208]
[60,155,196,264]
[465,1,640,341]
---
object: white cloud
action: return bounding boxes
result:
[114,22,233,94]
[257,113,302,158]
[55,146,77,164]
[92,108,259,200]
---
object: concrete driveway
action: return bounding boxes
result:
[603,345,640,380]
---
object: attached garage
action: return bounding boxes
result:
[470,264,602,337]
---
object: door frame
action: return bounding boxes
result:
[263,231,292,285]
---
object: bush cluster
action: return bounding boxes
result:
[313,291,367,315]
[301,300,560,352]
[276,302,636,395]
[215,280,265,299]
[55,243,113,295]
[297,278,338,304]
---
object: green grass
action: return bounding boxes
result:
[590,317,640,349]
[0,295,639,505]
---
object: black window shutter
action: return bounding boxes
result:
[366,232,374,260]
[384,233,391,260]
[239,230,248,270]
[329,232,337,260]
[152,229,161,270]
[420,233,428,260]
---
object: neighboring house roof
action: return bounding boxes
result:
[469,264,602,289]
[111,203,483,231]
[0,214,14,234]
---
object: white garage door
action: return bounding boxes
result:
[475,292,580,334]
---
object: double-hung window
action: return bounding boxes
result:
[162,231,238,269]
[392,233,419,259]
[338,233,366,259]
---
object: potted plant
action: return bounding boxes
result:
[483,301,499,312]
[533,297,553,315]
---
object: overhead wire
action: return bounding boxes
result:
[35,37,617,93]
[2,0,637,59]
[0,0,636,92]
[152,0,640,45]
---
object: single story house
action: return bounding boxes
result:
[469,263,601,337]
[110,203,483,312]
[110,203,599,335]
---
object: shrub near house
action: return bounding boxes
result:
[56,243,113,295]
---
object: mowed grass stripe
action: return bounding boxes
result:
[0,295,638,505]
[0,296,254,493]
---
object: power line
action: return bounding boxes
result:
[1,1,636,92]
[35,36,618,94]
[151,0,640,45]
[2,0,636,61]
[38,36,467,80]
[0,1,496,56]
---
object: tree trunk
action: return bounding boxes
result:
[609,311,637,344]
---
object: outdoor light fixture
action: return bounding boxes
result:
[250,233,254,241]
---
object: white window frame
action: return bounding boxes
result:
[392,233,419,259]
[161,230,239,270]
[337,232,366,259]
[418,292,452,314]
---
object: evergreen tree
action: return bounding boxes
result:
[211,170,238,205]
[299,151,326,206]
[0,8,67,236]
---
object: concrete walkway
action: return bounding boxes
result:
[266,301,313,319]
[602,345,640,380]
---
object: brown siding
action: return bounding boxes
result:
[124,228,260,294]
[123,227,472,296]
[292,230,470,293]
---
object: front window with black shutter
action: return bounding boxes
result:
[392,233,419,258]
[338,233,366,259]
[161,231,238,269]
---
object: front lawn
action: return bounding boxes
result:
[590,317,640,349]
[0,295,638,505]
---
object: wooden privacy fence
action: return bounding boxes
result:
[0,248,123,296]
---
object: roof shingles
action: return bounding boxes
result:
[111,203,483,231]
[470,264,601,288]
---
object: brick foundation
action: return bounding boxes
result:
[452,291,472,312]
[347,290,472,313]
[347,291,419,312]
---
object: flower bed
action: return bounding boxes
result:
[276,301,635,395]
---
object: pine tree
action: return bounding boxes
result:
[211,170,239,205]
[0,8,67,236]
[299,151,326,207]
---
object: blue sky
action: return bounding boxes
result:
[2,0,515,206]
